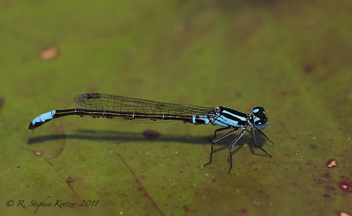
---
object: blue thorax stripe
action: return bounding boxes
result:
[221,107,247,123]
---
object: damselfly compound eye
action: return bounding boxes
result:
[253,107,268,130]
[253,106,266,116]
[254,117,268,130]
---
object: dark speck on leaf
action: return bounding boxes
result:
[66,177,76,183]
[0,98,4,110]
[240,208,247,213]
[142,129,160,139]
[309,144,317,149]
[303,64,314,74]
[322,194,330,198]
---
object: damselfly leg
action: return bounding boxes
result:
[203,127,236,168]
[227,129,246,173]
[204,126,273,172]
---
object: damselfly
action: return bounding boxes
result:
[29,93,273,172]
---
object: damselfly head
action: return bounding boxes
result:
[252,106,268,130]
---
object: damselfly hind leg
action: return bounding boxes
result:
[203,127,234,167]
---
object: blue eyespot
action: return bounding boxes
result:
[253,106,265,116]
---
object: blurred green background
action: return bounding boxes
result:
[1,0,351,215]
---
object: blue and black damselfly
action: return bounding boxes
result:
[29,93,273,172]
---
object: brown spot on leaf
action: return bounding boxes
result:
[142,129,160,139]
[309,144,317,150]
[0,98,4,109]
[33,151,42,156]
[280,91,287,97]
[323,194,330,198]
[240,208,247,213]
[303,64,314,74]
[337,211,351,216]
[322,173,331,179]
[326,159,338,168]
[325,185,335,191]
[338,181,352,193]
[183,205,191,212]
[39,46,59,60]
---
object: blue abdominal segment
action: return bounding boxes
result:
[31,110,56,126]
[191,115,211,125]
[28,110,56,131]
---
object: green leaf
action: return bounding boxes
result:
[1,0,351,215]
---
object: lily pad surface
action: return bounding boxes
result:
[1,0,351,215]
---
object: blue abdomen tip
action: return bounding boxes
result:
[31,110,56,126]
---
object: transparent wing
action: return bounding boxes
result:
[73,93,213,122]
